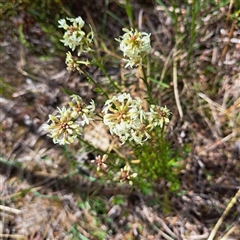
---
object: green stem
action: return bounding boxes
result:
[91,54,122,92]
[78,136,106,155]
[77,136,126,170]
[82,69,109,99]
[161,121,166,136]
[125,0,134,28]
[141,65,154,104]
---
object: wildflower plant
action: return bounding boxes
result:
[44,15,182,194]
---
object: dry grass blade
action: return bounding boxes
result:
[173,48,183,119]
[206,132,237,152]
[207,189,240,240]
[198,93,222,110]
[220,223,240,240]
[220,0,236,61]
[157,229,174,240]
[155,216,177,239]
[0,234,26,239]
[0,205,21,214]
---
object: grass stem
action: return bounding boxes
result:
[173,48,183,119]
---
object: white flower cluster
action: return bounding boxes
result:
[148,105,171,128]
[116,28,151,68]
[102,93,170,145]
[58,17,94,73]
[43,106,82,145]
[43,95,95,145]
[58,17,94,56]
[68,95,95,126]
[119,165,138,185]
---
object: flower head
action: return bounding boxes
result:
[65,51,90,73]
[69,95,95,125]
[119,165,137,185]
[147,105,171,128]
[116,28,151,68]
[58,17,94,56]
[129,123,152,145]
[43,106,82,145]
[91,154,108,171]
[102,93,145,144]
[102,93,171,144]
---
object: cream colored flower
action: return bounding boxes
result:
[65,51,90,73]
[147,105,171,128]
[102,93,145,144]
[130,123,152,145]
[119,165,137,185]
[43,106,82,145]
[102,93,171,144]
[116,28,151,68]
[58,17,94,56]
[91,154,108,171]
[69,95,95,126]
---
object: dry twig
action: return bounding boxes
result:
[0,205,21,214]
[173,48,183,119]
[207,189,240,240]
